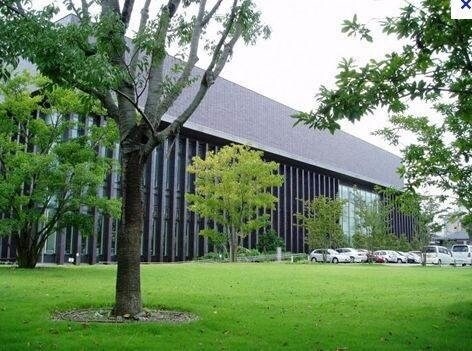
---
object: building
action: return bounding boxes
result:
[0,56,414,264]
[432,219,470,245]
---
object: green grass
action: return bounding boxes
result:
[0,263,470,351]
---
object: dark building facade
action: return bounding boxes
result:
[0,57,414,264]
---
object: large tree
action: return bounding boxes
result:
[0,0,269,315]
[294,0,471,228]
[0,73,120,268]
[186,144,283,262]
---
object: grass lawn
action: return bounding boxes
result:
[0,263,470,351]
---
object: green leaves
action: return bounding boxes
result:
[294,0,471,130]
[0,73,120,264]
[294,0,471,230]
[341,14,373,42]
[297,196,345,250]
[187,144,283,251]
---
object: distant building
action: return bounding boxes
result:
[432,219,470,245]
[0,25,414,263]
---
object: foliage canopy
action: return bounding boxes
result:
[187,144,283,262]
[0,73,120,268]
[294,0,471,228]
[297,196,345,251]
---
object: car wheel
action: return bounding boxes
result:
[311,257,317,262]
[350,257,355,263]
[437,259,442,266]
[332,257,339,264]
[397,258,401,263]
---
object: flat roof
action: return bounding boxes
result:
[160,57,404,188]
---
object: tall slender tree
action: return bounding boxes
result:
[297,196,346,261]
[0,0,269,316]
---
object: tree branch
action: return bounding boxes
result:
[81,0,90,21]
[201,0,223,27]
[113,88,156,135]
[130,0,151,77]
[121,0,135,29]
[74,83,120,124]
[143,0,182,120]
[0,0,26,16]
[149,0,208,126]
[63,0,81,20]
[152,0,241,148]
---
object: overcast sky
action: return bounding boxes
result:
[40,0,416,155]
[221,0,408,155]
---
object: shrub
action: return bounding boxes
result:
[257,229,284,253]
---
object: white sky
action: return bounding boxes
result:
[39,0,419,156]
[221,0,407,156]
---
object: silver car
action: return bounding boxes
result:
[406,251,422,263]
[309,249,351,263]
[337,247,368,263]
[395,251,408,263]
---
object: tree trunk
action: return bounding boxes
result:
[16,233,40,268]
[229,229,237,262]
[112,151,145,316]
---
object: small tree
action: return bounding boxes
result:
[298,196,345,261]
[0,73,120,268]
[187,144,283,262]
[392,190,443,266]
[352,190,393,260]
[257,229,284,254]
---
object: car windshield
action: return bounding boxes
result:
[452,245,468,252]
[424,247,436,253]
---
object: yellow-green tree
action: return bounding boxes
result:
[187,144,283,262]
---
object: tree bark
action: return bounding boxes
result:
[112,150,145,316]
[229,229,237,263]
[16,233,40,268]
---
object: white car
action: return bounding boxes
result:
[394,251,408,263]
[373,250,394,263]
[451,244,472,266]
[336,248,368,263]
[424,245,455,266]
[406,251,422,263]
[309,249,351,263]
[382,250,407,263]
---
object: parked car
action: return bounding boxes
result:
[423,245,455,265]
[336,248,368,263]
[394,251,408,263]
[372,250,393,263]
[309,249,351,263]
[406,251,422,264]
[382,250,405,263]
[381,250,400,263]
[451,244,472,266]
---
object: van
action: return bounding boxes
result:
[423,245,455,266]
[451,244,472,266]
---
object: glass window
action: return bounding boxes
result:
[452,245,467,252]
